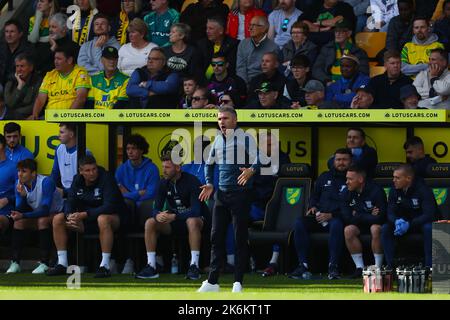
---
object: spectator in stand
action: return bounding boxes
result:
[207,53,247,106]
[118,18,157,77]
[342,0,369,32]
[191,87,217,109]
[28,0,59,75]
[414,48,450,109]
[112,0,143,46]
[312,19,369,85]
[403,136,437,178]
[367,50,412,108]
[401,17,444,78]
[280,21,317,75]
[247,52,286,105]
[143,0,179,47]
[366,0,398,32]
[78,14,121,76]
[4,54,43,120]
[297,0,356,47]
[87,47,129,109]
[3,122,34,164]
[433,0,450,53]
[180,77,198,109]
[69,0,99,46]
[246,81,291,109]
[283,54,311,108]
[218,92,239,108]
[126,47,180,108]
[325,54,370,108]
[0,20,33,86]
[386,0,415,52]
[48,13,80,60]
[163,23,203,82]
[268,0,303,48]
[226,0,266,40]
[180,0,229,42]
[399,84,422,109]
[32,46,90,118]
[236,15,278,84]
[350,85,374,109]
[198,17,239,81]
[300,80,337,109]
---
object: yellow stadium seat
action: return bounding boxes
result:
[181,0,234,12]
[370,66,385,77]
[355,32,387,59]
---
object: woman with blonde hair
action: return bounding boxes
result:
[28,0,59,43]
[70,0,99,45]
[118,18,157,76]
[113,0,143,45]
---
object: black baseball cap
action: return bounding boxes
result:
[102,46,119,59]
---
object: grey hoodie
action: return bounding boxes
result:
[401,33,441,77]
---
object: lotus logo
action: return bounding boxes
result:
[250,113,256,118]
[185,113,190,118]
[54,113,59,118]
[119,113,124,118]
[385,113,390,118]
[317,113,323,118]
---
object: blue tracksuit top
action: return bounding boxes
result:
[387,179,437,228]
[6,144,33,164]
[0,158,17,214]
[115,157,160,203]
[309,168,347,218]
[325,73,370,108]
[340,180,387,226]
[15,176,56,219]
[205,127,260,192]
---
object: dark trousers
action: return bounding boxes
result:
[381,221,432,267]
[293,216,344,267]
[208,189,251,284]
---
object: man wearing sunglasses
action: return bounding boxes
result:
[268,0,302,48]
[207,53,247,107]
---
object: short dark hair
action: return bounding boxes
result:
[207,16,226,29]
[430,48,449,62]
[395,163,415,177]
[126,134,149,154]
[4,19,23,33]
[212,53,227,61]
[183,76,197,83]
[384,50,401,62]
[54,45,77,62]
[79,155,97,167]
[291,54,310,68]
[160,154,173,163]
[4,122,21,134]
[347,165,367,179]
[0,134,6,148]
[347,127,366,140]
[334,148,353,157]
[403,136,424,149]
[93,13,111,24]
[413,16,429,25]
[59,123,77,135]
[15,53,35,65]
[17,158,37,172]
[291,21,309,35]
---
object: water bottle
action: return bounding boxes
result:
[316,211,328,227]
[171,254,178,274]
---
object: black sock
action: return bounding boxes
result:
[11,229,25,263]
[39,229,52,265]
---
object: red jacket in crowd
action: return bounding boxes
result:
[226,8,266,39]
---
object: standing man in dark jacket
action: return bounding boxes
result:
[386,0,415,52]
[47,155,127,278]
[381,164,437,268]
[341,166,387,278]
[403,136,437,178]
[290,148,352,280]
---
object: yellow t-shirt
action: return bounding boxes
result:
[39,65,91,109]
[88,71,129,109]
[401,41,445,66]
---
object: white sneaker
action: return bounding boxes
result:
[197,280,220,292]
[31,262,49,274]
[232,282,243,293]
[109,259,118,274]
[5,261,20,274]
[121,259,135,274]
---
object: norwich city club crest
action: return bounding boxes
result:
[433,188,448,206]
[285,188,302,205]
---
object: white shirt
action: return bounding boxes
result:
[118,42,158,76]
[237,13,246,41]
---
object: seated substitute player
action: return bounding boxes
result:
[0,134,19,236]
[47,155,127,278]
[381,164,437,269]
[341,165,387,278]
[290,148,351,280]
[4,122,34,164]
[86,46,129,110]
[136,155,207,280]
[6,159,63,274]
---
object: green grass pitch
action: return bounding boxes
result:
[0,273,449,300]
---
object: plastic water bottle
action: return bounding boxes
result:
[316,211,328,227]
[171,254,178,274]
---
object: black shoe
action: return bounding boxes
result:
[136,264,159,279]
[223,263,235,274]
[289,264,312,280]
[46,264,67,276]
[95,266,111,278]
[348,267,363,279]
[186,264,201,280]
[328,264,341,280]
